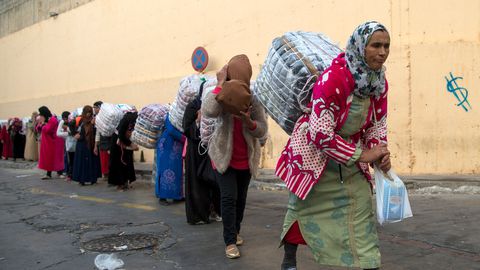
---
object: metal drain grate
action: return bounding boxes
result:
[82,233,159,252]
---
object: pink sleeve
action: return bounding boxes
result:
[363,80,388,148]
[307,72,358,165]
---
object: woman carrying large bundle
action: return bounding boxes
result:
[277,21,392,270]
[202,55,268,259]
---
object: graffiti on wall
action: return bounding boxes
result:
[445,72,471,112]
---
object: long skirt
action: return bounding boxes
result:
[72,141,101,184]
[108,134,135,187]
[12,134,26,159]
[184,140,221,224]
[24,130,38,161]
[281,160,381,269]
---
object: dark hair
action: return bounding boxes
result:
[61,111,70,120]
[38,106,52,122]
[117,112,138,146]
[93,101,103,108]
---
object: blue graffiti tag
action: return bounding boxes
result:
[445,72,472,112]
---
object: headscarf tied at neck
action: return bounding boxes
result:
[346,21,388,99]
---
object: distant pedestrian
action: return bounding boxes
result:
[10,117,26,161]
[37,106,65,179]
[24,112,39,161]
[57,111,77,180]
[93,101,112,179]
[108,112,138,190]
[1,120,13,160]
[72,105,101,185]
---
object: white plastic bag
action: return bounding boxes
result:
[374,166,413,225]
[94,253,124,270]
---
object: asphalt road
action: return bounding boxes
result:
[0,167,479,270]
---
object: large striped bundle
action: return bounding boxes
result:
[96,103,124,136]
[96,103,136,136]
[169,74,217,132]
[131,104,169,149]
[253,31,342,135]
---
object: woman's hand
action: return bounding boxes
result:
[358,144,389,164]
[375,153,391,173]
[74,134,80,140]
[239,107,255,129]
[216,65,228,87]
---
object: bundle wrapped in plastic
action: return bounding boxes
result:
[96,103,124,136]
[169,74,217,132]
[131,104,170,149]
[116,104,136,114]
[253,31,342,134]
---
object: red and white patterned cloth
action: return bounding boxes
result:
[276,53,388,200]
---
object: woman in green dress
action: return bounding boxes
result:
[275,21,392,270]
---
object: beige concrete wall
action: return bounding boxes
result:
[0,0,94,38]
[0,0,479,174]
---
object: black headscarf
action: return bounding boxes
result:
[38,106,52,122]
[117,112,138,146]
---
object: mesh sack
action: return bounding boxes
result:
[253,31,342,134]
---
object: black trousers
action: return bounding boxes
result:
[67,152,75,178]
[215,167,251,246]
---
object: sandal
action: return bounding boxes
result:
[225,244,240,259]
[41,175,52,180]
[236,235,244,246]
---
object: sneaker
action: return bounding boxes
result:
[41,175,52,180]
[225,244,240,259]
[58,175,66,179]
[210,213,222,222]
[236,235,244,246]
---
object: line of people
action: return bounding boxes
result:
[1,20,392,269]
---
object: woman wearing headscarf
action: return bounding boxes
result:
[1,120,13,160]
[57,111,77,180]
[38,106,65,179]
[72,105,101,185]
[202,55,268,259]
[24,112,39,161]
[108,112,138,190]
[276,22,391,270]
[10,117,26,161]
[183,80,222,225]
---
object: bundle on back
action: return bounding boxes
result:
[96,103,125,136]
[169,74,217,132]
[131,104,170,149]
[253,31,342,134]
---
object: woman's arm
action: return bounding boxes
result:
[56,120,68,139]
[242,97,268,139]
[182,99,201,140]
[307,71,362,166]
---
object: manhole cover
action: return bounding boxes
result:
[82,233,159,252]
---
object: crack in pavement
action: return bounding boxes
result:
[380,233,480,262]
